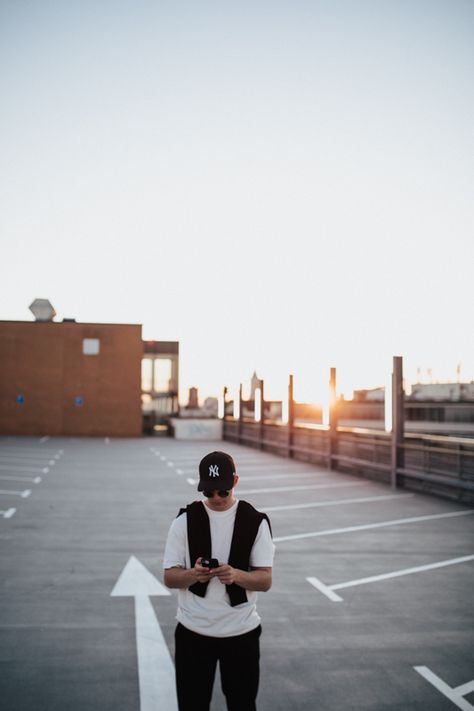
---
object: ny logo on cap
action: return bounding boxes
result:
[209,465,219,478]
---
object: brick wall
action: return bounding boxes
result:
[0,321,142,437]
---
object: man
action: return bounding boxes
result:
[163,450,275,711]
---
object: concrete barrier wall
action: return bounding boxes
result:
[171,418,223,440]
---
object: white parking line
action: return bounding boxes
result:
[0,454,53,463]
[240,471,322,482]
[0,508,16,519]
[0,489,31,498]
[414,666,474,710]
[306,577,344,602]
[0,475,42,484]
[237,481,369,495]
[265,493,413,512]
[235,464,300,471]
[274,509,474,542]
[0,448,58,456]
[238,472,309,482]
[0,464,47,473]
[308,554,474,602]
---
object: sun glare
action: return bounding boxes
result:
[218,394,225,419]
[254,388,261,422]
[233,391,240,419]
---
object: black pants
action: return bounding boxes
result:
[174,622,261,711]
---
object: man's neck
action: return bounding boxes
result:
[204,494,237,512]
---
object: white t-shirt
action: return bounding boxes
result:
[163,498,275,638]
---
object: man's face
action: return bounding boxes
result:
[203,475,239,511]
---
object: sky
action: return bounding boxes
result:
[1,0,473,405]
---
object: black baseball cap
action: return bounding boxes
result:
[198,451,236,491]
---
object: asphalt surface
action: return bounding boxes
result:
[1,435,473,711]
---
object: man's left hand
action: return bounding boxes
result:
[211,564,238,585]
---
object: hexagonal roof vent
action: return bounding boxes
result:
[29,298,57,322]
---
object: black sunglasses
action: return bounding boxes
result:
[202,489,230,498]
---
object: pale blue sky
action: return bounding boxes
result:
[1,1,473,403]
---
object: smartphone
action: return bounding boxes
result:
[201,557,219,569]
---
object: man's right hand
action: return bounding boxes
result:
[164,560,212,590]
[194,557,212,583]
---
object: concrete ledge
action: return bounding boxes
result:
[170,418,223,440]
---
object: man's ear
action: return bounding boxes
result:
[233,474,239,488]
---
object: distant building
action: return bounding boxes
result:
[352,387,385,402]
[410,382,474,401]
[186,387,199,409]
[203,397,219,417]
[249,371,261,401]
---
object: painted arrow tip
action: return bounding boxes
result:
[111,555,171,598]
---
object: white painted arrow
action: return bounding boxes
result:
[111,556,178,711]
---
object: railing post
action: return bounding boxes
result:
[328,367,338,470]
[259,379,265,450]
[222,386,228,434]
[288,374,294,458]
[391,356,405,489]
[238,383,243,445]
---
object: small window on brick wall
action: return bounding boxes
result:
[83,338,100,355]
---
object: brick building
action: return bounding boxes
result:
[0,320,143,437]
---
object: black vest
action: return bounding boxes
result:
[177,500,272,607]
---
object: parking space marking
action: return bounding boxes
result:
[244,471,323,482]
[237,481,369,495]
[0,488,31,498]
[274,509,474,542]
[0,475,42,484]
[0,450,64,463]
[0,447,64,462]
[233,464,302,471]
[0,464,48,473]
[265,493,413,512]
[306,577,344,602]
[308,554,474,601]
[0,508,16,519]
[414,666,474,710]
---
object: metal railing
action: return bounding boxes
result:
[223,418,474,503]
